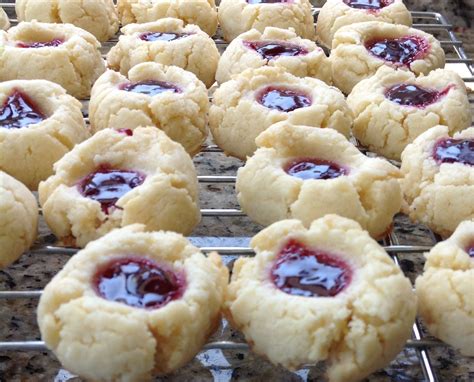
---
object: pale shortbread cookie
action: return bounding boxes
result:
[216,27,331,84]
[400,125,474,237]
[0,7,10,30]
[89,63,209,156]
[15,0,119,42]
[117,0,218,37]
[347,66,471,161]
[236,122,402,238]
[0,80,89,190]
[209,66,352,160]
[39,127,201,247]
[330,21,445,94]
[107,18,219,88]
[226,216,417,382]
[218,0,314,42]
[0,171,38,268]
[38,225,228,381]
[416,220,474,356]
[0,21,105,99]
[316,0,412,48]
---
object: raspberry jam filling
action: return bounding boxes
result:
[94,257,186,309]
[0,90,46,129]
[120,80,181,96]
[16,38,64,48]
[285,158,348,180]
[117,128,134,136]
[343,0,393,9]
[271,240,352,297]
[247,0,292,3]
[385,84,452,108]
[139,32,192,42]
[257,87,311,112]
[365,36,429,66]
[77,166,146,214]
[244,40,308,59]
[433,138,474,166]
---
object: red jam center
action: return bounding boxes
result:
[257,87,311,112]
[365,36,429,66]
[94,257,185,309]
[385,84,452,108]
[139,32,192,42]
[0,90,46,129]
[285,158,348,180]
[244,40,308,60]
[117,128,134,136]
[343,0,393,9]
[77,166,146,214]
[247,0,292,3]
[433,138,474,166]
[120,80,181,96]
[16,38,64,48]
[271,240,352,297]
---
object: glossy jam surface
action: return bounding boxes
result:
[16,38,64,48]
[94,257,185,309]
[343,0,393,9]
[247,0,292,3]
[433,138,474,166]
[139,32,192,42]
[117,128,134,136]
[257,87,311,112]
[0,91,46,129]
[121,80,181,96]
[77,166,146,214]
[244,40,308,59]
[385,84,452,108]
[285,158,348,180]
[365,36,429,66]
[271,240,352,297]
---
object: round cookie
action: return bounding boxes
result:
[330,21,445,94]
[347,66,471,161]
[39,127,201,247]
[15,0,119,42]
[89,63,209,156]
[316,0,412,48]
[400,125,474,238]
[0,171,38,268]
[0,21,105,99]
[0,79,89,190]
[225,215,417,382]
[415,220,474,356]
[209,66,352,160]
[236,122,402,238]
[0,7,10,30]
[218,0,314,42]
[38,224,228,381]
[107,18,219,88]
[216,27,331,85]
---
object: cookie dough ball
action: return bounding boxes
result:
[316,0,412,49]
[226,215,417,382]
[216,27,331,85]
[330,21,445,94]
[218,0,314,42]
[347,66,471,161]
[416,220,474,356]
[90,63,209,156]
[209,66,352,159]
[0,80,89,190]
[0,7,10,30]
[117,0,218,37]
[237,122,402,238]
[0,21,105,99]
[107,18,219,88]
[39,127,201,247]
[401,125,474,238]
[15,0,119,42]
[0,172,38,268]
[38,225,228,381]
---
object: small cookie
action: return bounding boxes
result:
[117,0,218,37]
[0,21,105,99]
[15,0,119,42]
[39,127,201,247]
[38,225,228,381]
[330,21,445,94]
[316,0,412,48]
[107,18,220,88]
[216,27,331,84]
[226,215,417,382]
[0,80,89,190]
[401,125,474,237]
[218,0,314,42]
[209,66,352,159]
[0,7,10,30]
[90,63,209,156]
[347,66,471,160]
[236,122,402,238]
[0,171,38,268]
[416,220,474,356]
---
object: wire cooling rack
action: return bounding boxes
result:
[0,3,473,381]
